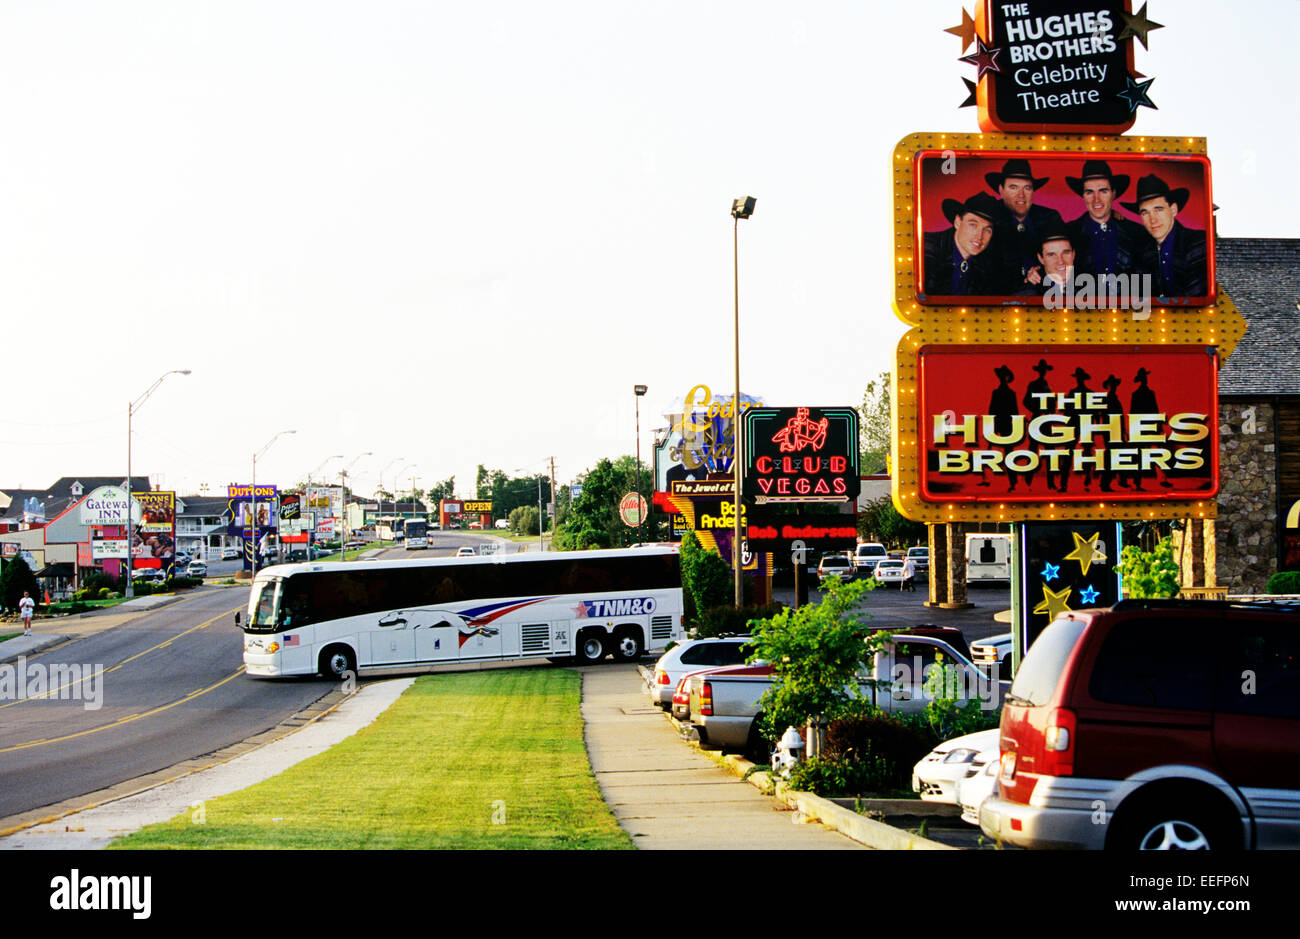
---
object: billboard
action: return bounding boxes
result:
[132,491,177,569]
[912,150,1213,308]
[914,346,1217,504]
[79,486,140,526]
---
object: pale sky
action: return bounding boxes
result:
[3,1,1296,500]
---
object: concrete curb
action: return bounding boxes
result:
[679,722,958,851]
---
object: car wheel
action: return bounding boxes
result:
[745,719,771,764]
[610,627,644,663]
[1109,791,1239,851]
[574,630,607,665]
[318,645,356,680]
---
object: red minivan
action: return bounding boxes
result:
[980,599,1300,849]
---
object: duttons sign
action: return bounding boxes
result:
[916,345,1217,503]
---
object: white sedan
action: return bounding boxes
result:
[912,728,1001,807]
[873,559,908,584]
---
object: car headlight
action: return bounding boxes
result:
[942,748,979,764]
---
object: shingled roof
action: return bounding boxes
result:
[1216,237,1300,397]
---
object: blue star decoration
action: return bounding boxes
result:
[1042,562,1060,582]
[1117,75,1157,114]
[1079,584,1100,605]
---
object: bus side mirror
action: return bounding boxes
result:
[234,612,242,629]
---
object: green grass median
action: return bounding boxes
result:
[111,668,631,849]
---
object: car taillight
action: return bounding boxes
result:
[655,670,671,685]
[700,681,713,716]
[1040,707,1076,776]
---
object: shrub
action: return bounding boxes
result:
[1118,535,1179,599]
[691,602,783,640]
[787,753,896,797]
[1266,571,1300,595]
[679,531,731,626]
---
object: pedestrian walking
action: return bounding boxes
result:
[19,590,35,636]
[901,557,916,592]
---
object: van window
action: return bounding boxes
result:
[1215,620,1300,718]
[1008,617,1086,707]
[1087,618,1214,711]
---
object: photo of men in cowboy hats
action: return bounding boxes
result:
[985,158,1065,293]
[1124,173,1209,298]
[1064,160,1146,280]
[922,191,1001,296]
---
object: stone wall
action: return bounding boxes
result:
[1215,402,1277,592]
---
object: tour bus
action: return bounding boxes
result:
[375,516,405,542]
[239,546,684,678]
[403,518,428,550]
[966,532,1012,585]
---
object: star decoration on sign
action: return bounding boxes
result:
[1119,2,1164,49]
[1041,562,1060,583]
[1033,584,1073,621]
[959,77,978,108]
[572,602,590,619]
[1117,75,1158,113]
[1079,584,1101,605]
[944,8,977,52]
[959,38,1002,80]
[1064,531,1105,576]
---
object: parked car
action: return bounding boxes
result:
[646,636,757,709]
[221,546,240,560]
[970,632,1013,676]
[131,568,166,583]
[853,542,888,573]
[957,754,1001,827]
[185,561,207,578]
[816,553,855,587]
[913,728,1001,806]
[905,546,930,577]
[873,558,908,585]
[980,598,1300,850]
[343,540,366,550]
[494,519,510,529]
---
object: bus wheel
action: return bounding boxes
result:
[610,627,644,663]
[319,645,356,680]
[575,630,607,665]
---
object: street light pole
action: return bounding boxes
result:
[634,384,647,543]
[340,451,372,561]
[731,196,755,608]
[125,369,191,598]
[251,429,296,583]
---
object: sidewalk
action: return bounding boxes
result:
[581,665,863,849]
[0,593,184,664]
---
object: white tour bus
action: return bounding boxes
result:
[403,518,428,550]
[239,546,684,678]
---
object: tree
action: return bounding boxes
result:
[554,458,627,550]
[679,530,731,626]
[426,476,456,504]
[0,554,41,613]
[857,495,925,547]
[475,464,490,500]
[749,578,888,738]
[1118,535,1180,598]
[859,371,892,476]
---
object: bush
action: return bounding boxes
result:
[679,530,732,626]
[787,754,895,797]
[1267,571,1300,595]
[691,602,784,639]
[1118,535,1179,599]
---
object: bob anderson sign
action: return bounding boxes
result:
[915,346,1217,503]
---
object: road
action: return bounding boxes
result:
[0,586,333,822]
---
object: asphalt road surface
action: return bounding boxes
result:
[0,586,334,821]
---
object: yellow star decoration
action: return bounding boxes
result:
[1064,531,1106,576]
[1119,2,1164,50]
[944,8,978,52]
[1033,584,1073,620]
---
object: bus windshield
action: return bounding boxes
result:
[249,579,281,630]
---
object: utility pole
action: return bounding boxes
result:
[549,456,557,543]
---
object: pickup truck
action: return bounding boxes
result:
[687,633,1006,755]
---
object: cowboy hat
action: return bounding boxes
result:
[1066,160,1130,198]
[1121,174,1190,214]
[941,191,1000,225]
[985,158,1049,192]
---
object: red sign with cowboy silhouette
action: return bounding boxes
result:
[916,346,1218,503]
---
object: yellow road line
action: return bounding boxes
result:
[0,666,247,754]
[0,603,243,710]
